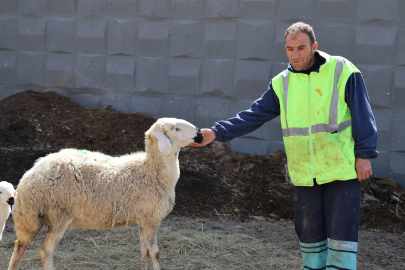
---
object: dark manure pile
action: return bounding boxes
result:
[1,90,404,233]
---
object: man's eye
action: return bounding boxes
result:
[176,128,180,131]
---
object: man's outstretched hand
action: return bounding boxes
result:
[189,128,216,147]
[355,158,372,181]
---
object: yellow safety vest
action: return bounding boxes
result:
[272,51,359,186]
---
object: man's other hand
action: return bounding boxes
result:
[355,158,372,181]
[189,128,216,147]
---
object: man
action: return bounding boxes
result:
[190,22,378,270]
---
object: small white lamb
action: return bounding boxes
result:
[8,118,203,270]
[0,181,16,241]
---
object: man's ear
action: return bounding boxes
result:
[312,42,318,53]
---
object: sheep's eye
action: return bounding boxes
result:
[176,128,180,131]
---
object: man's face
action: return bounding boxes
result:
[285,31,318,71]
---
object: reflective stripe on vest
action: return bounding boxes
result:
[281,57,351,138]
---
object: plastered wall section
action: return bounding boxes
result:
[0,0,405,186]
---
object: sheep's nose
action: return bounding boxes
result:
[7,197,14,206]
[194,129,204,143]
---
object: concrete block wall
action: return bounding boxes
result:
[1,0,405,186]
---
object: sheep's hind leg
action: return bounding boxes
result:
[140,226,150,270]
[8,229,39,270]
[143,226,160,270]
[39,218,73,270]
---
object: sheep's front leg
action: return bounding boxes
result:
[142,226,160,270]
[139,226,149,270]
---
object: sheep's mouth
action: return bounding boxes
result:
[7,197,14,206]
[193,129,204,143]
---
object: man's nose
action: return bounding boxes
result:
[292,49,300,58]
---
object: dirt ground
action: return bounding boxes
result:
[1,215,404,270]
[1,90,405,269]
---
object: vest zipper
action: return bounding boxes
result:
[308,74,316,179]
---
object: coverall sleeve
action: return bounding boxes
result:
[345,73,379,159]
[211,81,281,142]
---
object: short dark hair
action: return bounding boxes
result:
[284,22,316,45]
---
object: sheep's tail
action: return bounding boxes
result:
[10,191,17,214]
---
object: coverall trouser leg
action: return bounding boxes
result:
[294,179,361,270]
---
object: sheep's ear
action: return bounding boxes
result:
[157,132,171,155]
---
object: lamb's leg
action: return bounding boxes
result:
[143,226,160,270]
[140,226,149,270]
[8,229,39,270]
[39,219,72,270]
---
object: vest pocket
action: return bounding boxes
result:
[313,132,357,181]
[340,187,361,223]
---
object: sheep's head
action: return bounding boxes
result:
[0,181,16,207]
[146,118,203,155]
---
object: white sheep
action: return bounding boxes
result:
[8,118,203,270]
[0,181,16,241]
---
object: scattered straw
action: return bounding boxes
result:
[1,220,302,269]
[1,216,402,270]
